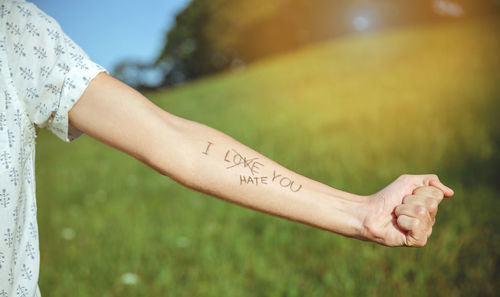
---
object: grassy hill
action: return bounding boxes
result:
[36,18,499,297]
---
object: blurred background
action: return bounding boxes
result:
[32,0,499,296]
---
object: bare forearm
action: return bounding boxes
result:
[71,74,452,247]
[150,116,369,239]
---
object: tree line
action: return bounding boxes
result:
[113,0,499,89]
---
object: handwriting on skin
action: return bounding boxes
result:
[224,149,263,176]
[202,141,302,193]
[271,170,302,192]
[202,141,213,155]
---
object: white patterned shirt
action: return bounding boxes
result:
[0,1,106,295]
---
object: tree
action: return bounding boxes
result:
[155,0,500,86]
[112,60,165,90]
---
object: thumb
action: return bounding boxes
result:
[403,174,454,198]
[426,176,454,198]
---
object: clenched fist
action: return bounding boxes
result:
[361,174,454,247]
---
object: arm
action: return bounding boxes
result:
[69,73,453,246]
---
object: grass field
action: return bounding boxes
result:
[35,18,499,297]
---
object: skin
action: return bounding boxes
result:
[69,72,454,247]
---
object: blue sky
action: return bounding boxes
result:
[31,0,191,72]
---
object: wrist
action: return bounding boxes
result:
[318,190,371,240]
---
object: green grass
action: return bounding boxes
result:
[36,18,499,297]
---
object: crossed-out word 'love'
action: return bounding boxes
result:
[224,149,263,176]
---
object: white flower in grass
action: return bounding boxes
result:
[176,236,190,248]
[121,272,139,285]
[61,227,75,240]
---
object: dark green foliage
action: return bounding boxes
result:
[154,0,500,85]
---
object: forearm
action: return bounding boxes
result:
[150,115,369,239]
[71,73,452,247]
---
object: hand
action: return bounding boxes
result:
[361,174,454,247]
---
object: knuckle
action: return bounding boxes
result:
[410,236,428,248]
[396,215,405,226]
[395,205,405,216]
[403,195,415,204]
[427,199,438,211]
[411,219,420,229]
[415,206,428,217]
[425,174,438,182]
[399,174,411,181]
[418,238,428,247]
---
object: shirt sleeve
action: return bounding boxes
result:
[3,0,107,142]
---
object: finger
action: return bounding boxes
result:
[413,186,444,202]
[403,195,439,218]
[396,214,419,231]
[397,215,428,247]
[395,204,431,223]
[400,174,454,197]
[395,204,433,246]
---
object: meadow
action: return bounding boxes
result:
[36,18,499,296]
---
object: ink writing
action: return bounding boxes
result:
[200,142,303,193]
[202,141,214,155]
[224,149,263,176]
[240,175,268,186]
[271,170,302,192]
